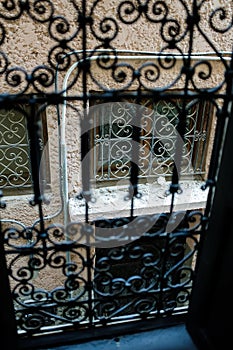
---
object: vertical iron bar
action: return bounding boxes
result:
[197,101,207,173]
[158,0,197,315]
[170,0,197,200]
[0,192,18,350]
[80,0,90,224]
[130,89,142,217]
[27,100,44,206]
[191,102,200,174]
[80,0,93,327]
[27,100,46,255]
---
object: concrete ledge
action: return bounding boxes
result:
[69,180,208,221]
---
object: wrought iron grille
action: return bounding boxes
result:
[0,106,31,189]
[92,98,212,182]
[0,101,48,193]
[0,0,232,348]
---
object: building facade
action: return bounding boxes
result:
[0,0,232,347]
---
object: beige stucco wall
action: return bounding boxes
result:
[0,0,231,241]
[0,0,232,292]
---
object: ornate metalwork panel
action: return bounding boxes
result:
[0,106,31,189]
[93,99,212,181]
[0,0,232,348]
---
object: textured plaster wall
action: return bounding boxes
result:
[0,0,232,290]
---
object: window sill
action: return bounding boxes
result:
[37,323,198,350]
[69,179,208,222]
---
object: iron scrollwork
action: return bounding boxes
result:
[0,0,232,341]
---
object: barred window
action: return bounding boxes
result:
[0,101,49,195]
[90,95,213,184]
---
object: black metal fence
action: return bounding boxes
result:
[0,1,233,348]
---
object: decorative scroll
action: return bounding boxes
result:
[2,210,202,333]
[0,0,232,344]
[0,107,31,189]
[0,1,230,94]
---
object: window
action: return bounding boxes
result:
[85,94,212,320]
[0,100,49,195]
[90,95,213,185]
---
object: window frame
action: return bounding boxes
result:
[89,92,214,187]
[0,97,50,196]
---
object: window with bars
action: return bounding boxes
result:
[90,95,213,185]
[0,101,49,195]
[85,95,211,312]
